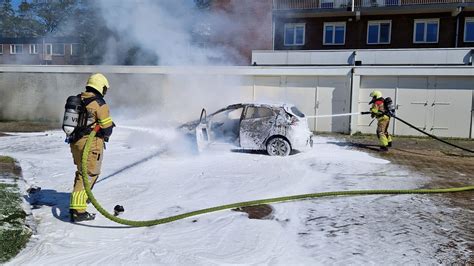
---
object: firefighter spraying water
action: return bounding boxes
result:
[62,73,116,222]
[367,90,393,152]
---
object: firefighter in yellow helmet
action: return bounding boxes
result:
[69,73,115,222]
[369,90,392,152]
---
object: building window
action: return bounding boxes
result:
[70,43,81,56]
[29,44,39,54]
[464,18,474,42]
[284,23,305,46]
[324,22,346,45]
[45,44,52,55]
[10,44,23,54]
[367,21,391,44]
[0,44,3,54]
[52,43,65,55]
[320,0,334,8]
[384,0,400,6]
[413,19,439,43]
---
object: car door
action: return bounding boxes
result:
[196,106,244,151]
[195,109,210,152]
[239,106,276,149]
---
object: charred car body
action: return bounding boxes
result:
[180,103,313,156]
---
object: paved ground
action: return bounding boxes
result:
[338,133,474,187]
[333,133,474,209]
[332,133,474,263]
[1,122,473,262]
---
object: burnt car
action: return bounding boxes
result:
[180,103,313,156]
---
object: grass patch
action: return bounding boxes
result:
[0,156,15,164]
[0,120,59,133]
[0,158,31,263]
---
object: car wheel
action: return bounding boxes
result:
[266,137,291,156]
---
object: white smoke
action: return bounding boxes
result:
[97,0,231,66]
[1,1,273,127]
[92,0,266,124]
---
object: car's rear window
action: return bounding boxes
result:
[291,106,305,118]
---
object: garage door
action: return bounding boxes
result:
[285,76,317,131]
[358,76,397,135]
[359,76,474,138]
[395,77,430,137]
[431,77,473,138]
[316,77,351,133]
[253,75,351,133]
[253,76,285,102]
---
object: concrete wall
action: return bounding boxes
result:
[0,65,472,138]
[252,48,474,65]
[0,66,350,131]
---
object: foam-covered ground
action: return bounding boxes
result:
[1,125,471,264]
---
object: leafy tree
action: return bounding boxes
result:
[16,1,45,36]
[32,0,77,34]
[0,0,16,37]
[195,0,213,9]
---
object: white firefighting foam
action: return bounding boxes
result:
[1,123,471,264]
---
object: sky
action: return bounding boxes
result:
[11,0,21,8]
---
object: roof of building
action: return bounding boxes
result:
[0,37,80,44]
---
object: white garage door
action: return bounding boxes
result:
[316,77,351,133]
[358,76,397,135]
[253,76,350,133]
[395,77,430,137]
[359,76,474,138]
[431,77,473,138]
[253,76,284,102]
[285,76,317,131]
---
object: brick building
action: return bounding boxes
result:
[273,0,474,50]
[208,0,273,64]
[0,37,82,65]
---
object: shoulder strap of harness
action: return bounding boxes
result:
[82,96,98,107]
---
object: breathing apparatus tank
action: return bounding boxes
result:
[384,97,395,117]
[62,95,85,136]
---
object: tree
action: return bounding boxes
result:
[32,0,77,34]
[16,1,45,36]
[195,0,213,9]
[0,0,16,37]
[65,0,112,64]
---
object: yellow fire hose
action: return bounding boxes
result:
[82,126,474,227]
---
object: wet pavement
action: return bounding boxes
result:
[1,123,472,263]
[332,134,474,263]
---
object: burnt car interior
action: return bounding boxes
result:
[209,106,243,144]
[208,105,278,145]
[244,106,274,120]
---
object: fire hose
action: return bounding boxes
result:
[82,125,474,227]
[360,112,474,153]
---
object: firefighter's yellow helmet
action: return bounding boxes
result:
[86,73,110,96]
[370,90,382,98]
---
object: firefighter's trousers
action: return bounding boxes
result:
[376,115,392,147]
[69,136,104,213]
